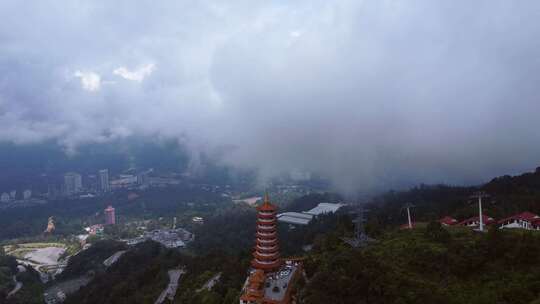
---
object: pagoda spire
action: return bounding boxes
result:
[263,191,270,205]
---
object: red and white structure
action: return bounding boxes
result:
[458,215,495,228]
[85,224,104,235]
[498,212,540,230]
[439,216,458,226]
[252,194,281,272]
[104,205,116,225]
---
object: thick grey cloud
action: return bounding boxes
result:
[1,0,540,193]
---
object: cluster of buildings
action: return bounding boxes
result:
[436,211,540,231]
[84,224,105,236]
[110,174,139,190]
[240,194,303,304]
[0,189,46,208]
[79,205,117,245]
[52,168,185,199]
[276,202,345,226]
[125,228,194,248]
[65,169,110,194]
[49,170,110,198]
[109,170,183,190]
[0,189,33,202]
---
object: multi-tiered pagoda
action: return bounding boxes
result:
[240,194,303,304]
[252,193,281,272]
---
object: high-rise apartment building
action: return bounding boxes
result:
[99,169,110,192]
[64,172,82,195]
[104,205,116,225]
[23,189,32,200]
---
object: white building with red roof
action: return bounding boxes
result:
[458,215,495,227]
[439,216,458,226]
[498,211,540,230]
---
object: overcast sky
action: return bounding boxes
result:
[1,1,540,193]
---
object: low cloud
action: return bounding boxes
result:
[1,1,540,194]
[74,71,101,92]
[113,63,155,82]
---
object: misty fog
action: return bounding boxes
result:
[1,1,540,193]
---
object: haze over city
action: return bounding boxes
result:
[2,1,540,193]
[4,2,540,304]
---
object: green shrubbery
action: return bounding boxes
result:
[302,226,540,304]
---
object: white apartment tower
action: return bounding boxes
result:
[99,169,110,192]
[64,172,82,195]
[23,189,32,200]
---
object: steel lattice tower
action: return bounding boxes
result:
[342,203,375,248]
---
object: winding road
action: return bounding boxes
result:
[6,270,23,299]
[154,268,185,304]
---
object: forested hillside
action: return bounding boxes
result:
[64,240,248,304]
[0,252,43,304]
[302,223,540,304]
[367,167,540,232]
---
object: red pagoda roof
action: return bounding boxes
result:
[257,193,278,212]
[251,258,281,271]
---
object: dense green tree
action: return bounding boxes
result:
[424,221,451,243]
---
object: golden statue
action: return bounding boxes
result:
[44,216,55,233]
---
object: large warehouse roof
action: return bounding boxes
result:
[277,212,313,225]
[304,203,345,216]
[277,203,345,226]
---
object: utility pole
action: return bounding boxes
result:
[403,203,415,229]
[470,192,489,232]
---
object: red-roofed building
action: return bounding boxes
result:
[439,216,458,226]
[498,212,540,230]
[458,215,495,228]
[85,224,104,235]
